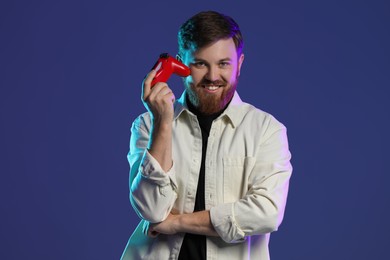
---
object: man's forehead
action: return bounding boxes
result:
[183,38,238,61]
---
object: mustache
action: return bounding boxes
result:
[199,78,227,86]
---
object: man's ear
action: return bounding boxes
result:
[237,53,245,76]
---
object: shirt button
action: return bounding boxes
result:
[160,186,167,196]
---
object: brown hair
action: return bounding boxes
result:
[178,11,244,57]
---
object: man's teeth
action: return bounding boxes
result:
[204,85,220,90]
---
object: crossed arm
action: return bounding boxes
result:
[147,211,219,238]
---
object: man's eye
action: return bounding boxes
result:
[219,62,230,67]
[193,62,206,67]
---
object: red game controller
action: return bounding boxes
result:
[151,53,191,87]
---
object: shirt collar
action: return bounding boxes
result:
[174,90,246,128]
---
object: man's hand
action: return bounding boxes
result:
[144,213,179,238]
[141,70,175,172]
[142,70,175,126]
[151,213,179,235]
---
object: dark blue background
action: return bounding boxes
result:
[1,0,389,259]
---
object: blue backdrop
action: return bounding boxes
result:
[1,0,389,259]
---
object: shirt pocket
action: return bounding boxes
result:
[222,157,255,203]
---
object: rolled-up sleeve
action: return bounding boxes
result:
[128,115,178,223]
[210,125,292,243]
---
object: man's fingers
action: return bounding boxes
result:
[142,69,157,100]
[157,85,173,97]
[148,229,160,238]
[146,83,174,104]
[142,221,160,238]
[171,93,176,103]
[147,224,160,238]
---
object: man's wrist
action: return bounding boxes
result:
[152,115,173,130]
[173,214,182,234]
[150,119,172,140]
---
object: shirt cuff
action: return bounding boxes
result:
[210,203,246,243]
[140,150,178,190]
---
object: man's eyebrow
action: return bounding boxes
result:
[192,58,232,62]
[219,58,232,62]
[193,58,207,62]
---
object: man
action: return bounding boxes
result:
[121,11,292,260]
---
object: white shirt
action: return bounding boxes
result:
[121,91,292,260]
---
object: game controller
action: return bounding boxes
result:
[151,53,191,87]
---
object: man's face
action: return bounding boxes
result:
[181,38,244,115]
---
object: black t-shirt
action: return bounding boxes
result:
[178,99,225,260]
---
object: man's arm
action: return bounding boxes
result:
[142,69,175,172]
[209,125,292,243]
[150,211,219,237]
[128,70,178,223]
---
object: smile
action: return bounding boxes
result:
[202,85,222,91]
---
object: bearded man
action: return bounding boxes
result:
[122,11,292,260]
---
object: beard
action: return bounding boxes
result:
[186,74,239,115]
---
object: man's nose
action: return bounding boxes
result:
[206,66,220,82]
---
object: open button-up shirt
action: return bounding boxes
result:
[121,91,292,260]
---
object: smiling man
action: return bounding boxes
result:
[122,11,292,260]
[182,37,243,115]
